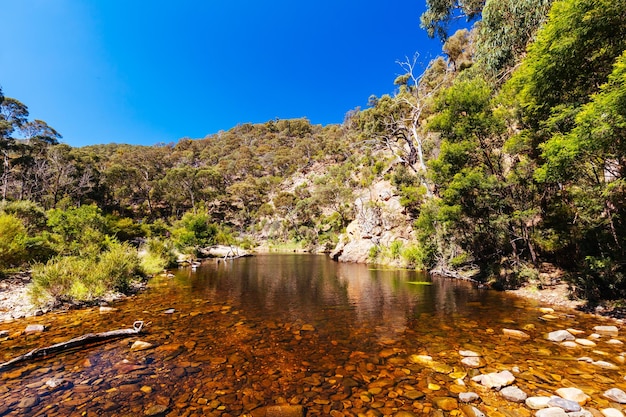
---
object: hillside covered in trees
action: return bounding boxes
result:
[1,0,626,304]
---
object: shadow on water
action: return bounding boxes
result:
[0,254,623,416]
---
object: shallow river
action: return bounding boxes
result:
[0,254,625,416]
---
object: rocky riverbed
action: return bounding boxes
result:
[2,257,626,417]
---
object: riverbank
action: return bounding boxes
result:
[0,272,147,323]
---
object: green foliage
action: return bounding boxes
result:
[0,200,47,233]
[107,216,145,241]
[47,205,108,256]
[390,240,404,260]
[420,0,484,40]
[172,211,218,249]
[0,214,28,269]
[30,242,142,305]
[368,245,380,262]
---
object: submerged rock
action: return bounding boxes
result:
[604,388,626,404]
[500,386,527,402]
[459,392,480,403]
[526,396,552,410]
[548,396,581,412]
[250,405,304,417]
[536,407,569,417]
[555,387,590,405]
[594,326,619,335]
[601,409,625,417]
[502,328,530,340]
[24,324,45,334]
[130,340,154,352]
[472,370,515,389]
[547,330,575,342]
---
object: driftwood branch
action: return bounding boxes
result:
[0,320,144,371]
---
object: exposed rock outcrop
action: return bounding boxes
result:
[331,180,414,264]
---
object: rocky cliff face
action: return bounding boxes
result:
[330,180,415,264]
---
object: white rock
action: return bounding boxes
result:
[536,407,569,417]
[601,408,625,417]
[130,340,154,352]
[502,328,530,340]
[547,330,575,342]
[461,356,483,368]
[595,326,619,335]
[568,410,594,417]
[568,328,586,335]
[561,341,579,348]
[575,338,597,347]
[526,396,552,410]
[604,388,626,404]
[608,339,624,345]
[460,350,481,357]
[24,324,45,334]
[472,370,515,389]
[590,333,602,339]
[500,385,527,402]
[593,360,619,370]
[555,387,590,405]
[459,392,480,402]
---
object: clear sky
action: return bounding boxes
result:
[1,0,446,147]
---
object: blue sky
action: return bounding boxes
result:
[1,1,447,147]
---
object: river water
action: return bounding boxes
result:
[0,254,624,416]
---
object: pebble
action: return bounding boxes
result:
[547,330,575,342]
[502,328,531,340]
[18,395,40,409]
[575,339,597,347]
[460,405,486,417]
[555,387,590,405]
[472,370,516,389]
[604,388,626,404]
[461,356,483,368]
[500,385,527,402]
[593,361,619,370]
[562,341,579,348]
[458,392,480,403]
[595,326,619,335]
[548,396,581,412]
[144,404,168,416]
[526,396,552,409]
[130,340,154,351]
[602,409,625,417]
[459,350,481,357]
[433,397,458,411]
[251,405,304,417]
[536,407,570,417]
[24,324,45,334]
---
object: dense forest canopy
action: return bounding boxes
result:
[1,0,626,303]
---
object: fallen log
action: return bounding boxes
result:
[0,320,144,371]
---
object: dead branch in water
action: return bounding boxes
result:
[0,321,144,371]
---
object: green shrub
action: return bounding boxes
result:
[0,214,28,270]
[172,212,218,249]
[30,243,143,305]
[47,205,108,256]
[140,238,177,274]
[390,240,404,259]
[107,216,145,241]
[0,200,47,233]
[368,245,380,262]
